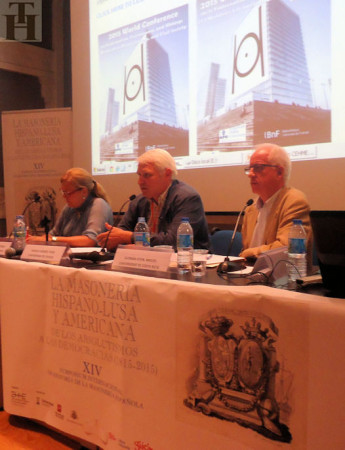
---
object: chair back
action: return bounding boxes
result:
[210,230,243,256]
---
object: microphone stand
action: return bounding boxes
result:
[70,195,137,263]
[70,195,136,263]
[40,216,51,242]
[217,199,253,273]
[101,194,136,253]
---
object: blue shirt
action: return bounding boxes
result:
[50,195,113,243]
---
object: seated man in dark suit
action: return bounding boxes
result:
[97,149,209,250]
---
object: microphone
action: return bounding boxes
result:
[102,194,136,252]
[69,250,115,263]
[5,247,23,258]
[113,194,136,227]
[217,199,254,273]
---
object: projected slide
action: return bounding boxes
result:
[96,5,189,172]
[89,0,339,175]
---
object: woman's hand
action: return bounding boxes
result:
[26,234,46,243]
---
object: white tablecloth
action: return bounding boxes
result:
[0,258,345,449]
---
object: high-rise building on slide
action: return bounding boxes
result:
[121,32,178,127]
[230,0,313,107]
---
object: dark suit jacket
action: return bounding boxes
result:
[119,180,209,249]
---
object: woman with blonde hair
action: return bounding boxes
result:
[28,168,113,247]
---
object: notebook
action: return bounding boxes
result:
[310,210,345,298]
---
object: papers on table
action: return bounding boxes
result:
[69,247,102,254]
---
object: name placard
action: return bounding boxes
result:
[112,245,173,273]
[21,243,69,265]
[0,240,13,256]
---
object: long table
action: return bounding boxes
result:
[1,258,345,449]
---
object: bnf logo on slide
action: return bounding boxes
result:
[232,4,267,97]
[0,0,42,42]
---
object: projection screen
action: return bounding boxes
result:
[71,0,345,211]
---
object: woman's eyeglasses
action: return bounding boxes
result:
[60,188,82,197]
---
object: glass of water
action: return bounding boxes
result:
[191,249,209,277]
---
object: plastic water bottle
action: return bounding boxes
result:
[134,217,150,246]
[177,217,194,273]
[288,219,307,282]
[12,214,27,251]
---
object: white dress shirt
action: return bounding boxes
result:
[250,189,282,248]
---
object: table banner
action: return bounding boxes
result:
[1,259,345,449]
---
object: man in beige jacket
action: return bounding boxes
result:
[240,143,311,263]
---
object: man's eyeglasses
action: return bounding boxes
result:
[244,164,279,175]
[60,188,82,197]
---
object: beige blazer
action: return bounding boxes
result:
[241,186,312,265]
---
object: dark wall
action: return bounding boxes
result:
[0,70,45,186]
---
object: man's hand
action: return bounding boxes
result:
[97,223,133,250]
[240,247,260,260]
